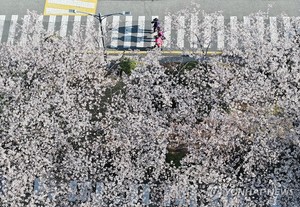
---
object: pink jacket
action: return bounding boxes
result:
[155,37,163,47]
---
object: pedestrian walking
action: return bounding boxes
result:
[151,18,160,33]
[157,27,165,40]
[153,35,163,49]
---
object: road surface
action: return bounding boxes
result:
[0,0,299,51]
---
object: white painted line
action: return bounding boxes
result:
[124,16,132,48]
[110,15,120,48]
[295,17,300,34]
[0,15,6,43]
[269,17,278,44]
[243,16,251,47]
[98,18,106,48]
[163,16,172,48]
[32,15,44,47]
[257,16,264,43]
[45,8,72,15]
[20,15,30,46]
[136,16,145,48]
[163,16,171,48]
[47,0,95,9]
[151,15,158,47]
[7,15,18,44]
[85,16,94,43]
[217,16,224,50]
[60,15,69,37]
[47,15,56,33]
[203,16,212,48]
[101,18,106,34]
[177,16,185,49]
[230,16,238,48]
[283,16,291,40]
[72,15,81,37]
[190,14,198,48]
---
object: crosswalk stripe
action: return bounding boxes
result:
[243,16,251,41]
[217,16,224,50]
[295,17,300,33]
[269,17,278,44]
[60,15,69,37]
[243,16,251,47]
[98,18,106,48]
[257,16,264,43]
[190,14,198,48]
[177,16,185,49]
[230,16,238,48]
[136,16,145,48]
[124,16,132,48]
[110,15,120,48]
[151,15,159,47]
[283,17,291,40]
[203,16,212,48]
[164,16,171,48]
[0,15,6,42]
[47,15,56,33]
[1,14,300,49]
[72,16,81,37]
[7,15,18,44]
[20,15,30,46]
[32,15,44,47]
[85,16,94,43]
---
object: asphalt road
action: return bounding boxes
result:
[0,0,300,51]
[0,0,299,17]
[99,0,300,19]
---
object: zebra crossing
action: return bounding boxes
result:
[0,14,299,50]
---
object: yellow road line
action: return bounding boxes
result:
[106,50,223,55]
[44,0,97,16]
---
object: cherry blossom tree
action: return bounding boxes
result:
[0,7,299,207]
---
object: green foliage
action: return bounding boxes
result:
[166,148,188,168]
[180,61,198,71]
[119,57,137,75]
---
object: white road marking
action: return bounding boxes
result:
[177,15,185,49]
[283,16,291,40]
[0,15,6,43]
[20,15,30,46]
[203,16,212,48]
[124,16,132,48]
[163,16,171,48]
[47,15,56,33]
[98,18,106,48]
[257,16,264,43]
[269,17,278,44]
[72,15,81,37]
[7,15,18,44]
[190,14,198,48]
[230,16,238,48]
[32,15,44,47]
[217,16,224,50]
[110,15,120,48]
[60,15,69,37]
[151,15,159,47]
[136,16,145,48]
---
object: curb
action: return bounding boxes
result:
[106,50,223,56]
